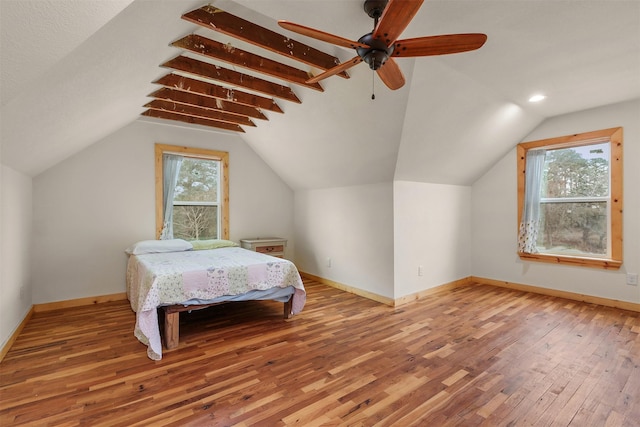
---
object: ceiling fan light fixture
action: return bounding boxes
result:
[363,50,389,70]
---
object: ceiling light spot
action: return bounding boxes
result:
[528,94,546,103]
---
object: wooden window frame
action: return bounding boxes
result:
[155,144,229,240]
[517,127,623,270]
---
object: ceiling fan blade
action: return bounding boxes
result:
[373,0,424,47]
[392,33,488,57]
[307,56,363,84]
[278,21,369,49]
[376,57,405,90]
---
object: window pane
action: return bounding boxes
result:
[536,202,607,256]
[172,205,218,240]
[156,144,229,241]
[174,158,219,203]
[541,142,609,198]
[172,157,219,241]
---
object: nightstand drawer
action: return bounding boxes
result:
[240,238,287,258]
[255,245,284,254]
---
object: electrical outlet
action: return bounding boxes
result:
[326,257,332,268]
[627,273,638,286]
[418,265,424,276]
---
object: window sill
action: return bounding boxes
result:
[518,252,622,270]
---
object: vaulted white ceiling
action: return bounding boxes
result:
[2,0,639,189]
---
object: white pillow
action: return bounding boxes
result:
[125,239,193,255]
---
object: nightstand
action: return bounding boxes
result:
[240,237,287,258]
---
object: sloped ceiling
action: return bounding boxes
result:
[0,0,135,105]
[1,0,639,190]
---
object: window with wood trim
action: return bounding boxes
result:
[155,144,229,240]
[517,127,622,270]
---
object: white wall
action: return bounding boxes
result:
[293,183,394,299]
[471,99,640,303]
[31,120,295,304]
[393,181,471,299]
[1,164,33,349]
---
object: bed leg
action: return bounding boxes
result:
[284,296,293,319]
[164,310,180,349]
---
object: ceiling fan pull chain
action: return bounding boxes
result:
[371,70,376,100]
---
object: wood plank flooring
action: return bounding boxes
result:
[1,279,639,426]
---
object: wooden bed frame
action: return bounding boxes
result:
[161,296,294,349]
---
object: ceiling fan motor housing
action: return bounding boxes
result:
[357,33,394,70]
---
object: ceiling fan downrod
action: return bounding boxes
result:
[363,0,388,26]
[359,0,392,70]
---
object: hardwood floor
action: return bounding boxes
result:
[1,278,639,426]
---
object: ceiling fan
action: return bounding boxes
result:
[278,0,487,91]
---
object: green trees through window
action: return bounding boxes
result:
[537,143,609,256]
[173,158,220,240]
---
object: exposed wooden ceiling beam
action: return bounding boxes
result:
[142,109,245,132]
[182,5,348,79]
[172,34,324,92]
[144,99,256,127]
[162,55,301,104]
[154,73,283,113]
[149,87,268,120]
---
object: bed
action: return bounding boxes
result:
[126,239,306,360]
